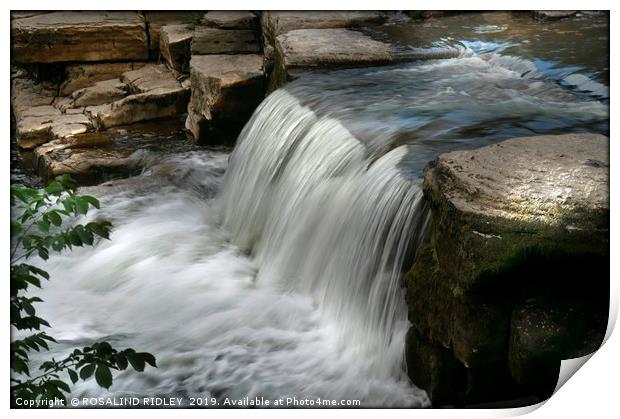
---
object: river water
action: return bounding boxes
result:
[16,12,608,407]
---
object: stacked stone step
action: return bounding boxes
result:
[162,11,266,143]
[10,11,199,182]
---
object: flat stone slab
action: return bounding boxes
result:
[160,24,193,73]
[261,11,384,43]
[11,11,148,63]
[186,54,265,141]
[121,64,182,93]
[60,62,146,96]
[11,71,56,120]
[275,28,393,69]
[72,79,129,107]
[192,27,260,55]
[533,10,578,21]
[17,112,94,149]
[143,11,203,57]
[201,11,257,29]
[34,133,137,183]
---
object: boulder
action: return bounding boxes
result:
[17,112,94,149]
[72,79,129,107]
[143,11,203,58]
[261,11,385,44]
[422,133,609,292]
[87,87,190,129]
[191,27,260,55]
[201,11,258,29]
[159,24,193,73]
[533,11,578,21]
[11,11,148,63]
[404,133,610,406]
[33,133,138,184]
[60,62,146,96]
[185,54,265,142]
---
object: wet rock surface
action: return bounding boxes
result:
[404,133,610,406]
[60,62,146,96]
[11,11,148,63]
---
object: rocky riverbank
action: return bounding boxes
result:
[404,133,609,406]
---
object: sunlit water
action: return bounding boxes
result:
[16,12,608,407]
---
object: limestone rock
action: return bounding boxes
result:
[11,75,56,120]
[88,87,190,129]
[191,27,260,55]
[72,79,129,107]
[33,133,138,183]
[201,11,258,29]
[160,24,193,73]
[533,11,578,21]
[261,11,385,44]
[185,54,265,142]
[121,64,181,93]
[11,11,148,63]
[143,11,203,58]
[17,113,93,149]
[60,62,146,96]
[423,133,609,292]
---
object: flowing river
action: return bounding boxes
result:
[18,12,608,407]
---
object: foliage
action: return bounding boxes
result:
[10,175,156,407]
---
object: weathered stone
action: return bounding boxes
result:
[423,133,609,292]
[33,133,138,183]
[143,11,203,57]
[271,28,394,90]
[60,62,146,96]
[72,79,129,107]
[261,11,385,44]
[533,11,578,21]
[201,11,258,29]
[11,75,56,120]
[159,24,193,73]
[88,87,190,129]
[11,12,148,63]
[121,64,181,93]
[191,27,260,55]
[52,97,74,113]
[17,113,93,149]
[185,54,264,142]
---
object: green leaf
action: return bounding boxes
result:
[35,220,50,232]
[126,352,145,372]
[79,364,96,380]
[68,369,78,384]
[47,211,62,227]
[74,198,89,215]
[115,352,128,370]
[44,181,63,196]
[95,364,113,389]
[82,196,100,209]
[141,353,157,368]
[11,221,22,238]
[48,379,71,393]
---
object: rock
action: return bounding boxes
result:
[11,11,148,63]
[143,11,203,58]
[185,54,265,142]
[261,11,385,44]
[33,133,138,184]
[271,28,394,90]
[121,64,182,93]
[88,87,190,129]
[60,62,146,96]
[508,297,606,394]
[533,11,578,21]
[423,133,609,292]
[17,113,93,149]
[159,24,193,73]
[201,11,258,29]
[191,27,260,55]
[404,133,610,406]
[72,79,129,107]
[52,97,75,113]
[11,74,56,120]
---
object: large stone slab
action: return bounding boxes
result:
[121,64,182,93]
[72,79,129,107]
[17,112,94,149]
[261,11,384,44]
[185,54,265,142]
[33,133,138,184]
[159,25,193,73]
[201,11,258,29]
[191,27,260,55]
[87,87,190,129]
[60,62,146,96]
[143,11,203,58]
[11,12,148,63]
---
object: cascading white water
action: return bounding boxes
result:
[21,35,608,407]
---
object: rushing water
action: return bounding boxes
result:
[16,12,608,407]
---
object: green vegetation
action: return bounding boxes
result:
[10,175,156,407]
